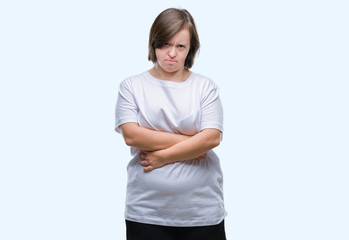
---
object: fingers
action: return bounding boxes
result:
[139,151,147,160]
[138,151,155,172]
[197,153,207,160]
[143,166,154,172]
[139,160,147,166]
[139,160,154,172]
[140,161,154,172]
[139,152,149,167]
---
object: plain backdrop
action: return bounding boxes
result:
[0,0,348,239]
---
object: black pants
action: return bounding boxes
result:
[126,220,227,240]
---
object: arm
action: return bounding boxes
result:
[120,122,190,151]
[139,128,221,172]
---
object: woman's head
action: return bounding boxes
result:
[148,8,200,69]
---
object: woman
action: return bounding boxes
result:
[115,8,227,240]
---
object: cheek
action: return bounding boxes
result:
[155,49,165,59]
[180,51,190,62]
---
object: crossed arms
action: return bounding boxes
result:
[120,122,221,172]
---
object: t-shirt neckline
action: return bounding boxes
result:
[145,71,194,87]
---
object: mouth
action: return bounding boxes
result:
[166,60,176,63]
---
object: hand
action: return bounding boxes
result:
[196,153,207,160]
[139,150,168,172]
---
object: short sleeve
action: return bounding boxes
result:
[114,79,139,133]
[200,81,223,134]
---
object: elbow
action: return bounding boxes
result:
[207,134,221,149]
[202,129,221,150]
[123,136,135,147]
[210,137,221,149]
[120,123,142,147]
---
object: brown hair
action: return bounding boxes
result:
[148,8,200,69]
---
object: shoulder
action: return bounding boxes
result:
[120,71,147,85]
[190,72,219,91]
[118,71,148,91]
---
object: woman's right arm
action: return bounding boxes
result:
[119,122,190,151]
[116,80,189,151]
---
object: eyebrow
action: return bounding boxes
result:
[167,42,189,46]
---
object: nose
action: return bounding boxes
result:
[168,46,176,58]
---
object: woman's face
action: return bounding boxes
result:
[155,28,191,73]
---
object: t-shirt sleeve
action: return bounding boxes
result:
[200,80,223,134]
[114,79,139,133]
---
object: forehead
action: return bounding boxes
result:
[168,28,190,44]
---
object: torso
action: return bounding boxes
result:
[118,71,226,226]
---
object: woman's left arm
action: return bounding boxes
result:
[139,128,221,172]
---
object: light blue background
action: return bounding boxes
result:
[0,0,348,239]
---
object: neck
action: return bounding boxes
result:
[150,65,190,82]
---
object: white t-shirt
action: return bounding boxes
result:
[115,71,226,227]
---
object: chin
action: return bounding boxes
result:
[166,65,183,71]
[165,68,180,73]
[157,63,183,73]
[160,67,178,73]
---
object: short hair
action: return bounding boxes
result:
[148,8,200,69]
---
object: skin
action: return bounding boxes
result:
[138,129,220,172]
[149,28,192,82]
[120,28,221,172]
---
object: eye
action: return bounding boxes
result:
[178,44,185,48]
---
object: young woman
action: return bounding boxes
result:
[115,8,227,240]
